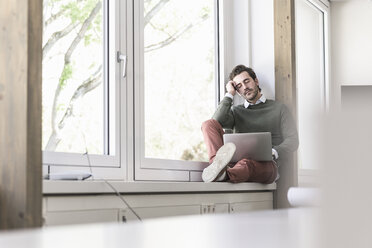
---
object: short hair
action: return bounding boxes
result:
[229,65,261,92]
[229,65,257,81]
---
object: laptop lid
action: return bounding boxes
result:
[223,132,272,162]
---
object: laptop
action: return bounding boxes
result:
[223,132,272,162]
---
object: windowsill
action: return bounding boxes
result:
[43,180,276,195]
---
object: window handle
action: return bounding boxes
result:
[117,51,127,78]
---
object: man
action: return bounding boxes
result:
[201,65,299,183]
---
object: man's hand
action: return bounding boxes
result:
[272,148,278,161]
[226,81,237,96]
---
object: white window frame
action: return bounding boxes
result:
[43,0,244,182]
[42,0,330,184]
[43,0,128,180]
[133,0,222,181]
[295,0,330,186]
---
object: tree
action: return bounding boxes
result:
[44,0,102,151]
[43,0,210,154]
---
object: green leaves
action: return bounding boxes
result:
[62,0,100,24]
[59,64,73,89]
[84,34,92,46]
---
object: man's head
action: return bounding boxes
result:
[229,65,262,103]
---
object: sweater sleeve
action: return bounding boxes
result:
[273,104,299,157]
[212,97,235,129]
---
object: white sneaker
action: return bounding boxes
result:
[214,170,227,182]
[202,143,236,183]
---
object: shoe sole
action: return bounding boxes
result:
[202,143,236,182]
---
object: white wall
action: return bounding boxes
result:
[323,3,372,246]
[331,0,372,103]
[250,0,275,100]
[221,0,275,103]
[232,0,250,67]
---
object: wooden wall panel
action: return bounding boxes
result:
[0,0,42,229]
[274,0,297,112]
[274,0,298,208]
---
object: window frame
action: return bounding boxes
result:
[42,0,127,179]
[295,0,330,185]
[43,0,237,182]
[133,0,222,180]
[42,0,329,184]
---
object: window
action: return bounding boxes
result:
[295,0,329,173]
[134,0,219,177]
[42,0,121,170]
[42,0,221,181]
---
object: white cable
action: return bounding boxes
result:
[101,179,142,221]
[82,138,142,221]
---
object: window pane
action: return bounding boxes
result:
[42,0,106,155]
[296,0,325,170]
[143,0,216,162]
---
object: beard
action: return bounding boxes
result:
[242,86,260,103]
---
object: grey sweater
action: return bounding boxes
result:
[212,97,299,158]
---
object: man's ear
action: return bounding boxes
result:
[255,78,259,86]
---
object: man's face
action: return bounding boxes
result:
[233,71,260,103]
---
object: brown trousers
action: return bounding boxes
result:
[201,119,277,184]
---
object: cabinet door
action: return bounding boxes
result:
[120,205,201,221]
[230,201,273,213]
[201,203,229,214]
[44,209,119,226]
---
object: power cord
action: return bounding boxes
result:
[82,134,142,221]
[102,179,142,221]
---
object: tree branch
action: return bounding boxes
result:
[45,66,102,151]
[145,13,209,53]
[144,0,170,26]
[58,66,103,130]
[50,1,102,134]
[45,8,66,26]
[149,21,172,37]
[65,2,102,63]
[44,0,84,26]
[42,22,78,59]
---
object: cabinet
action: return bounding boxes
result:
[43,192,273,226]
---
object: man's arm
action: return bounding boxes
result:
[212,96,235,129]
[273,104,299,157]
[211,81,237,129]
